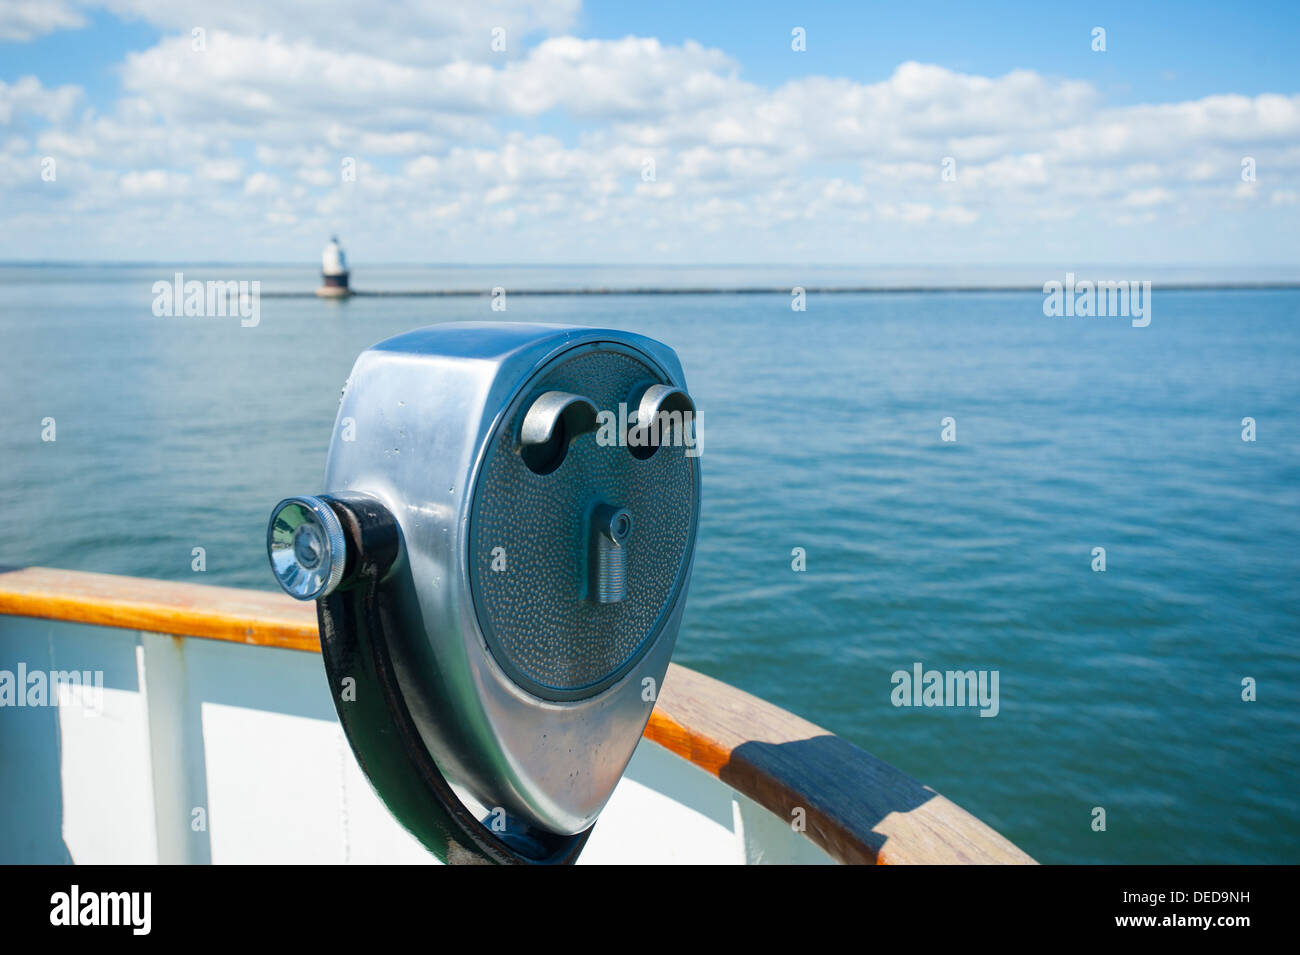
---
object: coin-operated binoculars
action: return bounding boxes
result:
[267,323,701,864]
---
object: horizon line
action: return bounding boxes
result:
[4,260,1300,272]
[265,282,1300,297]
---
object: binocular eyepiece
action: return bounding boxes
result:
[267,323,700,864]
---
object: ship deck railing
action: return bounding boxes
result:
[0,567,1035,865]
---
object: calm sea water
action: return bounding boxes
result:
[1,264,1297,864]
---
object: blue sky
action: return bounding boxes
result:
[577,1,1300,103]
[1,1,1297,264]
[8,2,1299,106]
[0,10,159,112]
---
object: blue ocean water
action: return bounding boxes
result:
[1,264,1297,863]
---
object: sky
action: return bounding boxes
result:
[1,0,1298,265]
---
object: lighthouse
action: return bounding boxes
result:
[316,236,351,297]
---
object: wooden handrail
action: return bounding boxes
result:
[0,566,1035,865]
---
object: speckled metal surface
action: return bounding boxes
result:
[469,344,698,700]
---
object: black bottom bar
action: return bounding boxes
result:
[0,864,1287,941]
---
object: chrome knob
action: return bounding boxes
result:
[267,496,347,600]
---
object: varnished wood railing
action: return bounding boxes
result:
[0,567,1035,865]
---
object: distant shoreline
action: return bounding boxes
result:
[256,282,1300,298]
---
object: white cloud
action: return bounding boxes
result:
[0,1,84,41]
[499,36,740,116]
[1,5,1298,263]
[243,171,282,196]
[0,77,83,125]
[95,0,579,64]
[120,169,191,196]
[1123,187,1176,207]
[635,181,675,198]
[197,158,244,182]
[296,166,335,187]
